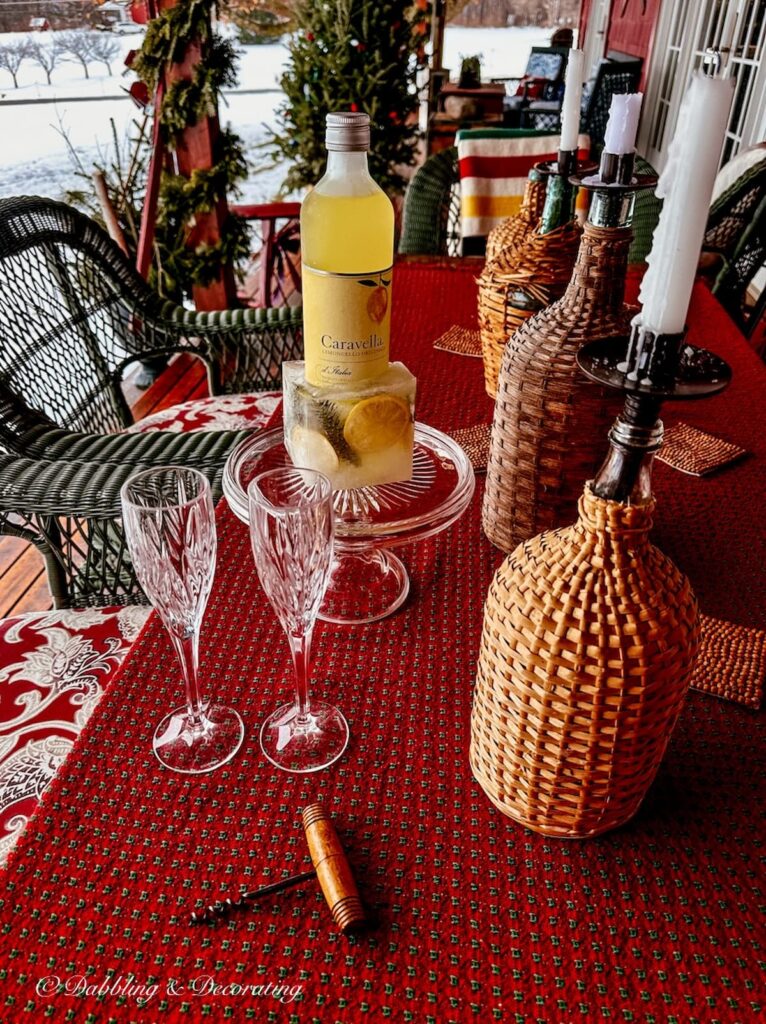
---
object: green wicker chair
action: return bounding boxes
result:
[399,147,463,258]
[704,156,766,259]
[711,192,766,338]
[399,148,661,264]
[702,157,766,337]
[0,195,303,609]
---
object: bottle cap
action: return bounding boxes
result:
[326,112,370,152]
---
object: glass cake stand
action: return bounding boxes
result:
[223,423,475,624]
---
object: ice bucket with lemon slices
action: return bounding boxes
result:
[283,361,416,490]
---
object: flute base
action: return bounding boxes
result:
[320,548,410,624]
[259,701,349,774]
[153,704,245,774]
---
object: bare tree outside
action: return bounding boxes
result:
[59,30,98,80]
[26,36,68,86]
[89,33,121,77]
[0,37,31,89]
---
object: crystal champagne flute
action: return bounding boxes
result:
[121,467,244,773]
[247,466,348,773]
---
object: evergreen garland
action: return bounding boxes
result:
[270,0,428,196]
[132,0,250,302]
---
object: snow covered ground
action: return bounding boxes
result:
[0,25,553,204]
[442,25,551,79]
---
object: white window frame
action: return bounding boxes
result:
[581,0,611,79]
[639,0,766,172]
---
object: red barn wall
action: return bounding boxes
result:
[607,0,662,58]
[580,0,663,90]
[579,0,593,46]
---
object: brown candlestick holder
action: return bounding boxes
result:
[478,222,581,398]
[472,487,700,837]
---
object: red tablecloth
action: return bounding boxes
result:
[637,280,766,632]
[0,262,764,1022]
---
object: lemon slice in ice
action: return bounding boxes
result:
[290,426,340,475]
[343,395,411,454]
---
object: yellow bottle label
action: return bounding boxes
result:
[303,264,392,386]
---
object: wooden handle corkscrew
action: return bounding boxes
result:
[190,804,366,933]
[302,803,366,934]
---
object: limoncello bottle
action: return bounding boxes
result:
[301,112,395,387]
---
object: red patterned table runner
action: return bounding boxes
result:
[0,263,764,1021]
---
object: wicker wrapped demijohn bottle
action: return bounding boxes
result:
[479,50,590,398]
[479,155,585,398]
[484,168,546,262]
[470,319,732,838]
[482,141,657,553]
[472,60,736,841]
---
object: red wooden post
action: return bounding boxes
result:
[136,76,165,282]
[258,218,276,308]
[155,0,238,311]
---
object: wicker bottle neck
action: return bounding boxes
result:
[523,178,547,223]
[561,222,633,315]
[577,486,655,547]
[539,174,575,235]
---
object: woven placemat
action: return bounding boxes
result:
[691,613,766,709]
[658,421,747,476]
[433,325,482,358]
[448,423,491,472]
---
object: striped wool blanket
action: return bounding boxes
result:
[457,129,590,240]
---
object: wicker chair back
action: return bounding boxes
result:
[0,197,302,608]
[0,197,165,440]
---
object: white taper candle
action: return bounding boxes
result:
[603,93,643,155]
[637,72,734,335]
[559,49,585,152]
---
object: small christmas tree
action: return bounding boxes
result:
[271,0,428,196]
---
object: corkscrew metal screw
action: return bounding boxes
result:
[190,804,367,934]
[190,870,317,925]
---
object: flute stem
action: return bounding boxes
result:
[289,629,313,726]
[171,628,204,728]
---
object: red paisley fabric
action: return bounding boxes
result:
[125,392,282,435]
[0,607,150,864]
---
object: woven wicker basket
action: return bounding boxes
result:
[482,222,634,552]
[479,220,582,398]
[485,175,547,262]
[471,487,700,838]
